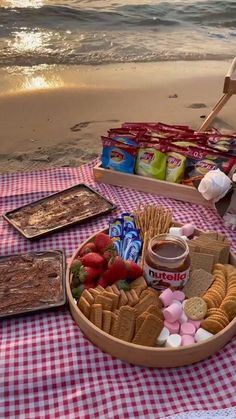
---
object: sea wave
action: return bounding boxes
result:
[0,0,235,66]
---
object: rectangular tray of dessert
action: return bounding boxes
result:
[0,250,66,318]
[3,184,116,239]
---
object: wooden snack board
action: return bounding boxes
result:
[66,227,236,368]
[93,163,213,208]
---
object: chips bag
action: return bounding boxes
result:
[101,137,138,174]
[135,143,167,180]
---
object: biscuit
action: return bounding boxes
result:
[110,312,118,336]
[184,297,207,320]
[129,289,139,306]
[132,314,163,346]
[95,294,113,311]
[201,317,224,334]
[135,312,147,333]
[113,306,137,342]
[103,291,119,310]
[126,291,136,307]
[90,304,102,328]
[102,310,112,334]
[78,296,91,318]
[110,284,120,295]
[118,290,129,307]
[130,276,148,292]
[81,289,94,305]
[135,294,158,316]
[146,304,164,321]
[220,299,236,321]
[96,285,105,293]
[89,288,101,298]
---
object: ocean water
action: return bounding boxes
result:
[0,0,236,67]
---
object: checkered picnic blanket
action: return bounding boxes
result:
[0,160,236,418]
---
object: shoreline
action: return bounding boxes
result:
[0,60,235,173]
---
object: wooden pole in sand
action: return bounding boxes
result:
[198,57,236,132]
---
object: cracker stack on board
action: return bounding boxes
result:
[78,277,165,346]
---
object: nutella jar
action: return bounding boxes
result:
[144,234,190,291]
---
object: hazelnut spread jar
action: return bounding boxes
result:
[144,234,190,291]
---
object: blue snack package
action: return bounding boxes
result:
[109,218,123,237]
[101,137,137,174]
[112,236,122,256]
[122,228,140,257]
[121,213,136,229]
[122,238,142,262]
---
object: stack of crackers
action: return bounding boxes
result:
[78,277,164,346]
[188,231,231,271]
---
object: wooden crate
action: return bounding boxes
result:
[66,228,236,368]
[93,163,213,208]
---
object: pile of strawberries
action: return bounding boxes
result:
[71,232,143,298]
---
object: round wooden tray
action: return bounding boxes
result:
[66,228,236,368]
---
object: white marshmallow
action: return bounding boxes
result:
[156,327,170,346]
[169,227,183,237]
[181,235,188,241]
[165,334,181,348]
[195,328,213,343]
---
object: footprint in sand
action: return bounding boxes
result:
[70,119,120,132]
[187,103,207,109]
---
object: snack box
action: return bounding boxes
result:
[3,184,116,240]
[93,163,213,208]
[66,227,236,368]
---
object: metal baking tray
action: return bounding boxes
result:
[3,183,116,239]
[0,250,66,319]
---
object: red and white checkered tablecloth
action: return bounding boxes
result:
[0,160,236,419]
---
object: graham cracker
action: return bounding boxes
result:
[190,252,214,273]
[183,269,214,298]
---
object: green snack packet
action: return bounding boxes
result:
[166,151,186,183]
[135,146,167,180]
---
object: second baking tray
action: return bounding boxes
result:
[0,250,66,319]
[3,184,116,239]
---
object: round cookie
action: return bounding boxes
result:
[184,297,207,320]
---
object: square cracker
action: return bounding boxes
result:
[190,252,214,273]
[183,269,214,298]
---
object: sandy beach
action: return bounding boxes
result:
[0,60,236,173]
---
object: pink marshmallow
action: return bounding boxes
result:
[180,322,195,337]
[182,223,195,237]
[188,319,201,331]
[164,320,180,334]
[163,303,182,323]
[159,288,173,307]
[181,335,195,346]
[179,311,188,324]
[172,290,185,302]
[172,299,182,307]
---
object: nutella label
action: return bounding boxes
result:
[144,262,189,291]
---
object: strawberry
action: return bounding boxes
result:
[95,233,113,253]
[103,247,117,262]
[79,265,101,283]
[72,282,95,299]
[79,242,97,256]
[125,261,143,280]
[81,252,105,268]
[101,256,127,285]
